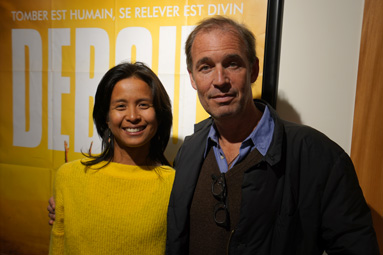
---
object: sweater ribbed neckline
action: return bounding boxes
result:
[83,160,174,179]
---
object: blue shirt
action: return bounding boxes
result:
[204,105,274,173]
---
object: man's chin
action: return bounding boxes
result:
[210,108,239,120]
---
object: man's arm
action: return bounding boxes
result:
[47,196,56,225]
[321,152,379,254]
[49,176,65,254]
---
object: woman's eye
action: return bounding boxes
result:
[116,104,126,110]
[138,103,151,109]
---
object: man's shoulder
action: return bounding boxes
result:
[279,120,346,163]
[193,117,213,132]
[284,121,338,145]
[182,117,212,143]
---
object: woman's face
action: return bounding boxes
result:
[107,77,158,158]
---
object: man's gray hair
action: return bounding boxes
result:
[185,16,257,72]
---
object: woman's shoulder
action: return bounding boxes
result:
[59,158,83,168]
[56,159,85,176]
[156,165,175,174]
[156,165,176,181]
[157,165,175,171]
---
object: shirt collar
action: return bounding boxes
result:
[204,104,274,158]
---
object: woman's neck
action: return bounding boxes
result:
[112,143,153,166]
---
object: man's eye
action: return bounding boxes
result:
[229,62,239,68]
[199,65,210,72]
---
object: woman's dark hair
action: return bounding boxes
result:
[82,62,172,167]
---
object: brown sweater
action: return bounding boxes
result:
[189,148,263,255]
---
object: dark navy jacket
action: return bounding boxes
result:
[166,100,379,255]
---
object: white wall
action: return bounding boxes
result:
[277,0,365,154]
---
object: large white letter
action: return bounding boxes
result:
[158,26,176,110]
[48,28,70,151]
[158,26,179,160]
[115,27,152,66]
[12,29,42,148]
[178,26,197,138]
[74,28,109,153]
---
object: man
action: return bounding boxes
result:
[165,16,379,254]
[48,16,379,254]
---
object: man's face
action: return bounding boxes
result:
[188,28,258,120]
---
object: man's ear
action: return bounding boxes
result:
[188,70,197,90]
[250,57,259,83]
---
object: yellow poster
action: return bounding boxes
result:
[0,0,267,253]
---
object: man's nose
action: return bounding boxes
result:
[213,67,229,86]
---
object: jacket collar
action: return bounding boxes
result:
[254,99,284,167]
[193,99,284,167]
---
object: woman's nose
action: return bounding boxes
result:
[125,107,141,122]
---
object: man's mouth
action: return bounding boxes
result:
[210,94,235,103]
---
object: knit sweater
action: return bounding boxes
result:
[49,159,175,255]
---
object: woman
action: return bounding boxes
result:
[49,62,174,255]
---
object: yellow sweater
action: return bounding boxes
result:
[49,159,175,255]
